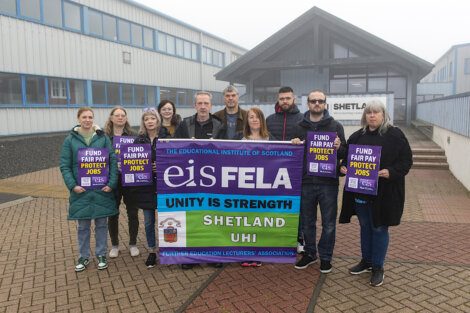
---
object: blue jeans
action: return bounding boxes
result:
[143,210,156,250]
[77,217,108,258]
[301,184,338,261]
[355,201,389,268]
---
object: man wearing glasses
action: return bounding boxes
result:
[266,86,303,141]
[292,89,346,274]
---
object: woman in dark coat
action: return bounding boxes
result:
[104,106,140,259]
[127,108,167,268]
[60,107,118,272]
[339,100,412,287]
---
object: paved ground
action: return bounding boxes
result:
[0,126,469,313]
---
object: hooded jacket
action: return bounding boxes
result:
[60,126,118,220]
[292,110,347,185]
[266,103,303,141]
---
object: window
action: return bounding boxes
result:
[118,20,130,43]
[0,73,22,105]
[166,35,175,54]
[177,90,187,106]
[333,43,348,59]
[63,1,81,31]
[50,79,67,101]
[25,76,45,104]
[160,88,176,103]
[146,87,155,106]
[135,85,145,105]
[387,77,407,98]
[348,78,366,93]
[191,44,198,60]
[143,27,153,49]
[103,14,117,41]
[92,81,106,104]
[131,23,142,47]
[368,77,386,92]
[107,83,120,105]
[329,79,347,93]
[69,80,86,105]
[184,41,191,59]
[43,0,62,27]
[206,48,212,64]
[449,62,453,78]
[175,38,184,57]
[122,84,133,104]
[0,0,16,15]
[465,58,470,75]
[88,9,103,36]
[20,0,40,20]
[157,33,166,52]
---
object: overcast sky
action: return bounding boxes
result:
[134,0,469,64]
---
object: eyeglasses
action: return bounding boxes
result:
[143,107,158,113]
[308,99,325,104]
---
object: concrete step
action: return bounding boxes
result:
[412,148,445,156]
[412,161,449,170]
[413,155,447,163]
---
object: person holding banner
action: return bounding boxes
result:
[158,100,183,138]
[266,86,304,253]
[174,91,224,139]
[60,107,118,272]
[292,89,346,274]
[214,85,247,140]
[127,108,168,268]
[339,100,412,287]
[104,107,140,259]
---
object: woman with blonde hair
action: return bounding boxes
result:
[103,106,140,259]
[127,108,168,268]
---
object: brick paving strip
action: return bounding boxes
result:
[0,147,469,312]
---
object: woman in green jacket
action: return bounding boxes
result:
[60,107,118,272]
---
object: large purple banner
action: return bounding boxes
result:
[345,144,381,195]
[156,139,304,264]
[120,143,152,186]
[306,131,337,177]
[77,148,109,189]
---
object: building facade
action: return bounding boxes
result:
[0,0,246,135]
[418,43,470,102]
[216,7,433,125]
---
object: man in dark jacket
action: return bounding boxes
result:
[213,85,247,139]
[292,89,347,274]
[266,86,304,252]
[177,91,223,270]
[266,86,303,141]
[174,91,224,139]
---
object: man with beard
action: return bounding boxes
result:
[266,86,303,141]
[292,89,346,274]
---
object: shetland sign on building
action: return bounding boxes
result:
[327,95,388,120]
[156,139,304,264]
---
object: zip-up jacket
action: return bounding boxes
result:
[266,103,303,141]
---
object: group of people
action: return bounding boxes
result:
[60,85,412,287]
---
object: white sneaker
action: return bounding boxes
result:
[129,246,140,257]
[109,246,119,258]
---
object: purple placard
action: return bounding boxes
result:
[120,143,152,186]
[77,148,109,189]
[345,144,382,195]
[113,136,136,171]
[306,131,337,177]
